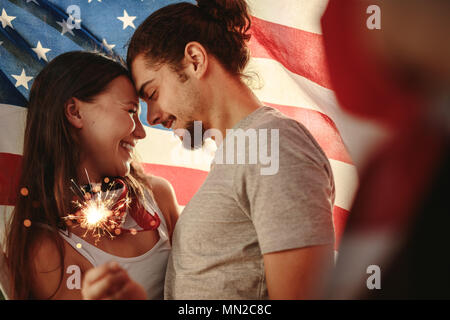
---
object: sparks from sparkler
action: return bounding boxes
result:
[63,170,131,244]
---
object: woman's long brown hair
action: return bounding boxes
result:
[6,51,149,299]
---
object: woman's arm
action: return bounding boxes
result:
[30,232,84,299]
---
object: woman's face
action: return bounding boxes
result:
[75,76,146,182]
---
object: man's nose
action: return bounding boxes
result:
[147,104,163,126]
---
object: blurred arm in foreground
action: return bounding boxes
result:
[321,0,450,299]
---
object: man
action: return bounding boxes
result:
[82,0,335,300]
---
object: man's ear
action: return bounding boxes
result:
[65,97,83,129]
[184,41,208,79]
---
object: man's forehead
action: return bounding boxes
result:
[130,55,147,85]
[131,55,163,84]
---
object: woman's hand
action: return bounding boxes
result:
[81,262,147,300]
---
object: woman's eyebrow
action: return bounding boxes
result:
[121,100,140,108]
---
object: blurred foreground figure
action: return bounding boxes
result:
[322,0,450,298]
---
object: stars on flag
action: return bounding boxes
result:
[117,10,136,30]
[0,8,16,29]
[102,38,116,52]
[2,4,144,94]
[57,19,75,36]
[11,69,33,90]
[32,41,51,62]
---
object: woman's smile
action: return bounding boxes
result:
[120,140,135,157]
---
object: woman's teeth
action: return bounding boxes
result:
[120,141,134,151]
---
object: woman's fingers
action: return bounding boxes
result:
[83,270,128,300]
[82,261,147,300]
[83,262,121,286]
[82,262,124,300]
[108,277,147,300]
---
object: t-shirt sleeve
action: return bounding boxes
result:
[233,119,336,254]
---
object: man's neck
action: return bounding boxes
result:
[206,76,263,139]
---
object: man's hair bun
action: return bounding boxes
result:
[197,0,251,36]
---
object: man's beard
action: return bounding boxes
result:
[181,120,206,150]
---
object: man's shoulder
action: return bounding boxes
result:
[239,107,314,141]
[243,106,328,162]
[243,106,297,128]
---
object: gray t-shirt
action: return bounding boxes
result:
[164,106,335,299]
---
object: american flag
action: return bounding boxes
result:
[0,0,377,297]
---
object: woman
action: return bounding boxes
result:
[6,51,180,299]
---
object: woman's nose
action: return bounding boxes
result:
[133,116,147,140]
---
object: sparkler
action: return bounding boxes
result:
[63,171,131,244]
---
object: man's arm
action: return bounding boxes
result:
[236,119,336,300]
[263,244,334,299]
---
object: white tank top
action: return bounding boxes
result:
[59,189,171,300]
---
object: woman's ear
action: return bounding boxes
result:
[65,97,83,129]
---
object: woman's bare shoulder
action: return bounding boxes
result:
[144,175,180,238]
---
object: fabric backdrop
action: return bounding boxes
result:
[0,0,379,252]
